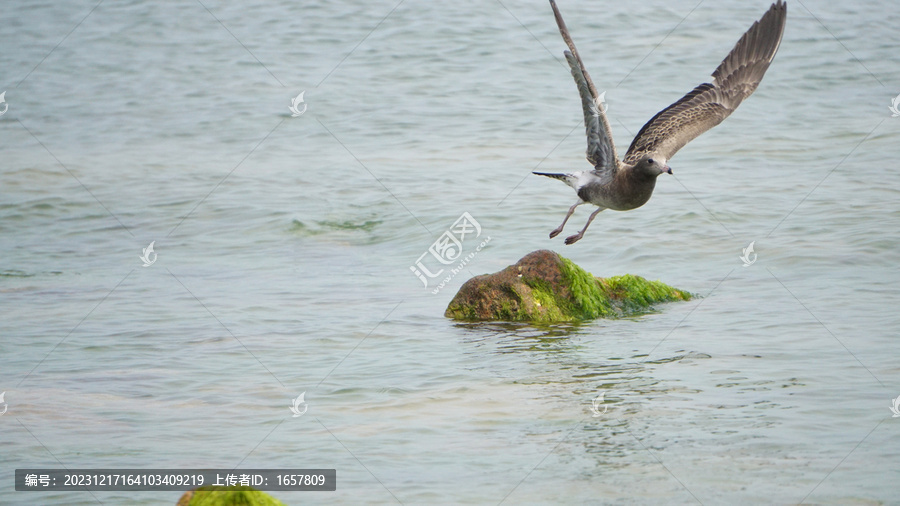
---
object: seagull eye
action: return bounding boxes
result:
[647,158,654,164]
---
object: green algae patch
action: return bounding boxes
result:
[445,250,691,322]
[599,274,692,314]
[177,486,286,506]
[558,256,616,319]
[318,219,380,231]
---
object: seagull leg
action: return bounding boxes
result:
[550,201,583,238]
[565,207,605,245]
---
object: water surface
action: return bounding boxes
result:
[1,0,899,504]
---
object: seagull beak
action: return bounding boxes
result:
[664,165,672,175]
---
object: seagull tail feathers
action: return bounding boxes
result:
[533,171,568,181]
[533,172,578,189]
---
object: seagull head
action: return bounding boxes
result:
[636,156,672,178]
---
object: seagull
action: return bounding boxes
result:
[536,0,787,244]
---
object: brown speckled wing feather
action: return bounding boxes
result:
[623,0,786,165]
[551,0,618,175]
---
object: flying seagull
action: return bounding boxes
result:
[536,0,786,244]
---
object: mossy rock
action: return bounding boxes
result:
[444,250,691,322]
[177,486,286,506]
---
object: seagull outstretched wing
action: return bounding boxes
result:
[550,0,618,176]
[623,1,786,165]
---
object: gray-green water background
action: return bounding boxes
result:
[2,0,899,504]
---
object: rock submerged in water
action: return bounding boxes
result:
[177,486,285,506]
[444,250,691,322]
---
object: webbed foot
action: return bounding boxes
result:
[564,233,583,245]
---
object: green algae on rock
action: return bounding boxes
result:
[444,250,691,322]
[176,486,286,506]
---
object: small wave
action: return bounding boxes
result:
[0,270,35,278]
